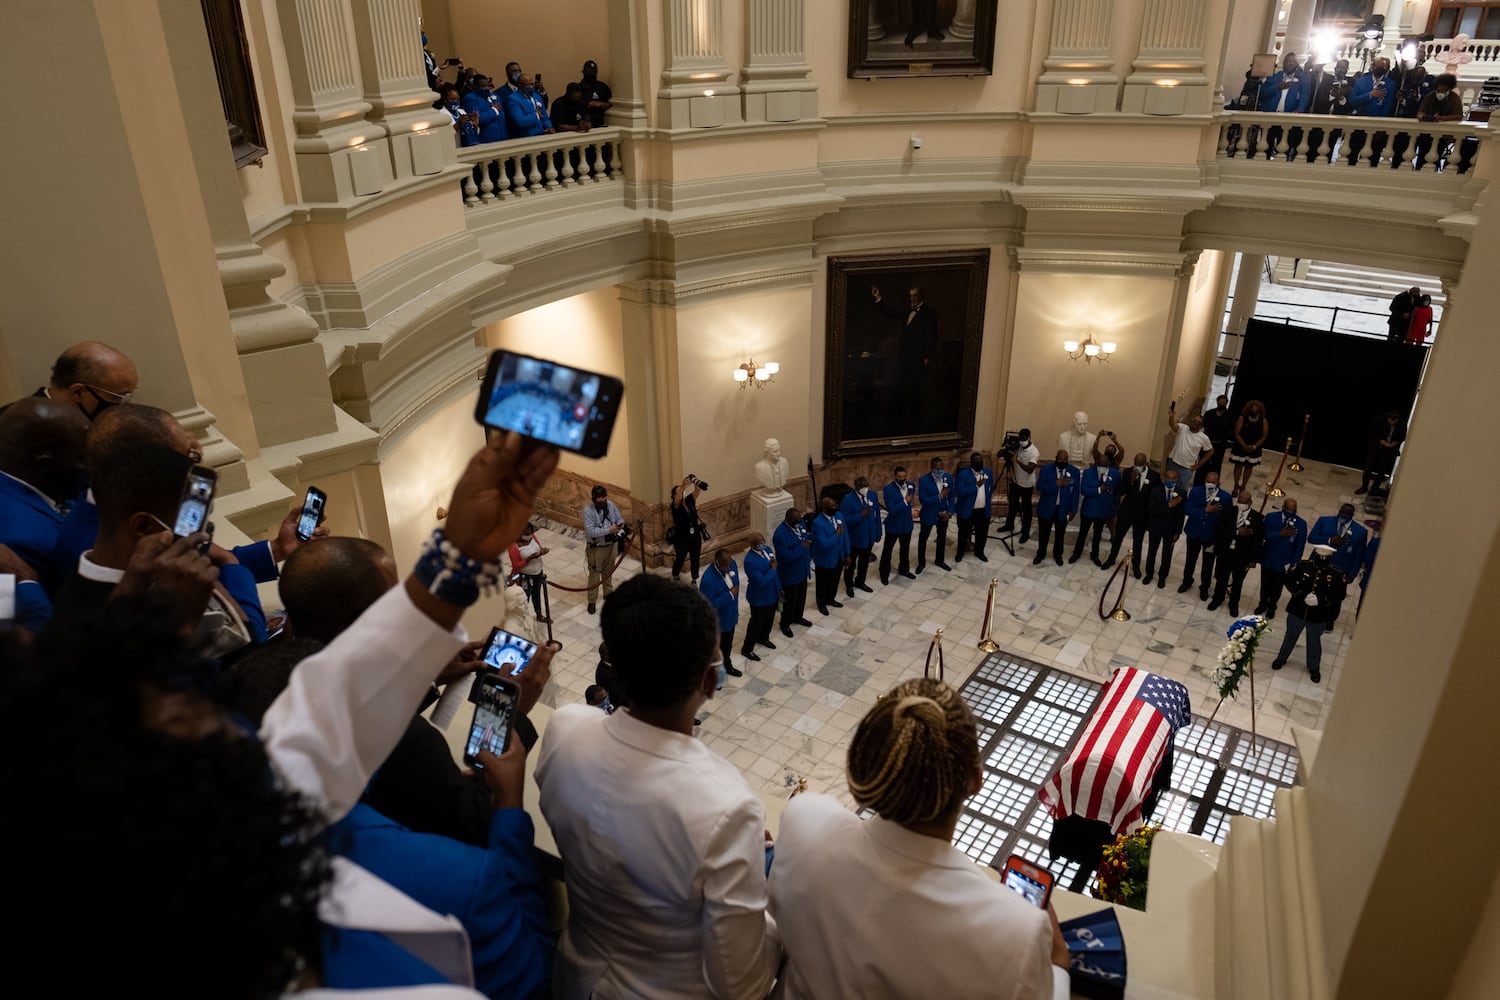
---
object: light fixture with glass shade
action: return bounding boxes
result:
[733,358,779,388]
[1063,334,1117,364]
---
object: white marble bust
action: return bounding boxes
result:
[754,437,791,498]
[1059,411,1097,466]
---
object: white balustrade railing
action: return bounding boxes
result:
[1324,37,1500,76]
[455,128,625,208]
[1216,111,1488,174]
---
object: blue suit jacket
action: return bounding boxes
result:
[772,521,811,585]
[1184,483,1229,542]
[1361,536,1380,590]
[917,472,953,527]
[1036,463,1080,522]
[0,473,71,592]
[1257,70,1310,112]
[1079,465,1120,521]
[840,489,881,549]
[882,480,916,534]
[1262,510,1308,571]
[1348,72,1398,117]
[1309,515,1368,578]
[955,467,995,519]
[743,545,780,607]
[699,561,740,630]
[501,87,552,137]
[12,581,52,631]
[326,803,551,999]
[810,512,850,569]
[54,497,280,586]
[461,91,508,142]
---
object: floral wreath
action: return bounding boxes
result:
[1213,615,1271,702]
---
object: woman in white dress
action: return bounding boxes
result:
[769,678,1071,999]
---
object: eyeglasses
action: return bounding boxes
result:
[82,383,134,405]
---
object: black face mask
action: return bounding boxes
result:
[970,460,982,470]
[823,506,836,516]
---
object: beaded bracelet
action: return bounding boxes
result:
[413,529,502,607]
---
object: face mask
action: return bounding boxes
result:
[508,70,521,84]
[823,506,836,516]
[1135,465,1147,476]
[896,477,906,484]
[1097,462,1108,470]
[858,486,868,496]
[478,87,492,97]
[1018,438,1029,447]
[1055,461,1067,469]
[971,460,982,470]
[1436,89,1449,99]
[521,86,534,96]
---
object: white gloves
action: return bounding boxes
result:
[1304,594,1319,607]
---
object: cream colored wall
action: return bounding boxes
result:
[446,0,609,91]
[1451,865,1500,1000]
[1173,249,1229,407]
[482,286,633,488]
[1004,272,1180,464]
[675,285,814,496]
[239,0,304,225]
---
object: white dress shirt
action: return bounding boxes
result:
[769,794,1068,1000]
[536,705,781,999]
[1011,443,1041,488]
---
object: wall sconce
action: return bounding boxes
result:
[1063,335,1117,364]
[733,358,779,388]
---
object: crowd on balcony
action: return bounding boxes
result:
[1229,51,1465,123]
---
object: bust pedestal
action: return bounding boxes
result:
[752,491,793,543]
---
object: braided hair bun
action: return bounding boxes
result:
[847,678,980,826]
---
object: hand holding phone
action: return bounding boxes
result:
[296,486,327,542]
[173,466,218,538]
[476,350,623,458]
[481,626,540,677]
[464,674,520,768]
[474,737,526,810]
[1002,854,1056,910]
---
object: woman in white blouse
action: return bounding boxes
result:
[769,677,1071,1000]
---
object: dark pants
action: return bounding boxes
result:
[1033,514,1068,563]
[1180,537,1216,592]
[879,532,911,581]
[1257,567,1288,614]
[518,573,545,617]
[1004,482,1034,540]
[672,533,702,581]
[1361,446,1397,490]
[843,546,873,592]
[814,565,842,611]
[719,629,735,674]
[1070,515,1108,562]
[1105,516,1148,572]
[1211,560,1250,611]
[1143,530,1177,582]
[916,520,949,570]
[742,604,776,654]
[1276,613,1329,674]
[956,512,989,559]
[907,0,939,35]
[780,581,808,627]
[1200,445,1229,483]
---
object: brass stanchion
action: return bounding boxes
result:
[977,578,1000,653]
[1288,413,1310,472]
[1098,549,1133,622]
[1264,437,1291,501]
[924,628,945,682]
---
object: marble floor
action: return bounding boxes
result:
[529,451,1372,810]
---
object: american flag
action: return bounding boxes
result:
[1038,667,1192,834]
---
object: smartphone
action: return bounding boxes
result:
[535,73,543,84]
[1002,855,1055,909]
[481,626,540,678]
[464,674,521,767]
[173,466,218,537]
[295,486,327,542]
[444,57,462,66]
[475,350,624,458]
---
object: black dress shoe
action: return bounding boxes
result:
[828,599,844,608]
[588,603,597,614]
[845,588,855,598]
[743,651,761,662]
[1069,554,1082,564]
[725,664,744,677]
[1309,670,1321,684]
[881,576,890,585]
[1271,659,1285,670]
[1199,590,1209,602]
[955,555,963,563]
[1354,485,1369,495]
[1265,608,1277,619]
[1032,555,1043,565]
[1177,580,1193,593]
[1156,577,1167,589]
[760,640,777,650]
[1207,599,1223,611]
[915,563,926,574]
[780,624,794,638]
[1019,534,1030,545]
[976,554,988,562]
[1099,559,1114,570]
[857,584,874,593]
[1253,604,1266,615]
[1054,556,1064,566]
[818,606,829,616]
[796,618,814,626]
[900,571,916,580]
[904,31,916,47]
[1131,567,1142,579]
[930,30,945,39]
[1229,605,1240,617]
[937,562,952,571]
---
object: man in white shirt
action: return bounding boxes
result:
[1001,428,1041,544]
[537,574,781,999]
[1165,405,1214,487]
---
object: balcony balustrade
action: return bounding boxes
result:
[1216,111,1488,175]
[455,128,625,207]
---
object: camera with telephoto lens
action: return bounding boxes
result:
[1001,431,1021,454]
[615,522,634,551]
[686,473,710,492]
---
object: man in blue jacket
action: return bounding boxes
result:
[699,547,743,681]
[461,75,508,143]
[773,507,813,638]
[1308,502,1368,583]
[879,466,917,584]
[954,452,995,563]
[740,532,780,662]
[502,73,555,138]
[1258,53,1309,113]
[811,497,850,615]
[1033,449,1079,566]
[840,477,881,596]
[1255,496,1307,618]
[1348,57,1398,117]
[1069,452,1119,567]
[1177,470,1227,599]
[0,397,88,592]
[916,457,953,573]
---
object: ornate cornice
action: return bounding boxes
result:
[1008,246,1196,276]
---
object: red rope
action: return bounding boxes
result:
[544,538,636,593]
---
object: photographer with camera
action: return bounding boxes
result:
[999,429,1040,546]
[669,474,709,583]
[583,485,626,614]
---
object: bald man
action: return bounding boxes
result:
[0,397,90,589]
[279,536,399,643]
[28,341,139,420]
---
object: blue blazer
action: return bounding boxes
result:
[918,472,953,527]
[326,803,551,999]
[810,512,850,569]
[1079,465,1120,521]
[1184,483,1228,542]
[955,467,995,519]
[840,489,881,550]
[461,91,508,142]
[1257,70,1310,113]
[1036,463,1080,522]
[501,87,552,137]
[54,497,280,587]
[1309,515,1368,578]
[12,581,52,631]
[1348,72,1398,117]
[1361,535,1380,590]
[773,521,811,585]
[1262,510,1308,571]
[882,480,916,534]
[0,473,70,592]
[699,561,740,630]
[743,545,780,607]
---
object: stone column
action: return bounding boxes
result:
[275,0,383,201]
[348,0,453,182]
[1226,253,1265,335]
[867,1,885,42]
[948,0,978,41]
[1282,0,1317,62]
[604,0,650,128]
[741,0,818,123]
[1122,0,1213,114]
[658,0,742,129]
[1036,0,1119,115]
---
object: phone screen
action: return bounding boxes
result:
[464,681,517,766]
[173,469,216,537]
[1004,866,1052,909]
[296,488,326,542]
[482,627,539,677]
[476,350,622,457]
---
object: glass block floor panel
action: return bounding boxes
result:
[976,656,1042,692]
[972,771,1034,827]
[1013,700,1083,748]
[1036,672,1102,714]
[966,683,1023,726]
[952,812,1007,867]
[986,733,1061,785]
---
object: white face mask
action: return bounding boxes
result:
[1019,438,1030,447]
[858,486,868,496]
[1135,465,1147,476]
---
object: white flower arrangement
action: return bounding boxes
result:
[1212,616,1271,701]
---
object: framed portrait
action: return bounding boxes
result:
[1312,0,1373,25]
[848,0,999,79]
[824,250,990,459]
